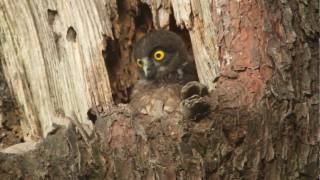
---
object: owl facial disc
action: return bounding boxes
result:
[133,30,195,82]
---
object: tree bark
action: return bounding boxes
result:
[0,0,113,140]
[0,0,318,179]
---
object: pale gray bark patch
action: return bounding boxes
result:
[0,0,114,140]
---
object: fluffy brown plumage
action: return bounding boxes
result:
[130,30,198,117]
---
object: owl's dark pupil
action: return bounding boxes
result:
[156,54,161,58]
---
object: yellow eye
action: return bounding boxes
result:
[153,50,165,61]
[136,59,143,68]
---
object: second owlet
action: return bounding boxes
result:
[130,30,209,119]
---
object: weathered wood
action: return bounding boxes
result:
[0,0,113,140]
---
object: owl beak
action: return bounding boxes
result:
[141,57,154,79]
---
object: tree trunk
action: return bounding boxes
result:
[0,0,318,179]
[0,0,113,140]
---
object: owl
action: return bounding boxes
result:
[132,30,196,83]
[130,30,209,120]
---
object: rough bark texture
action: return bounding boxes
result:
[0,64,24,149]
[0,0,113,140]
[0,0,319,179]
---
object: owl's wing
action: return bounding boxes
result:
[180,54,198,83]
[129,82,181,118]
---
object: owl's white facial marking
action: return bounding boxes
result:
[140,57,156,79]
[142,57,151,77]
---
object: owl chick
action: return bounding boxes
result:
[130,30,209,119]
[132,30,196,83]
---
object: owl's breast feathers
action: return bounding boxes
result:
[129,80,182,117]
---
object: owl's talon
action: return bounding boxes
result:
[180,95,210,121]
[181,81,208,99]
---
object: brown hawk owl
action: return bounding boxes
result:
[130,30,209,120]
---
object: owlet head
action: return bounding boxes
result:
[132,30,189,80]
